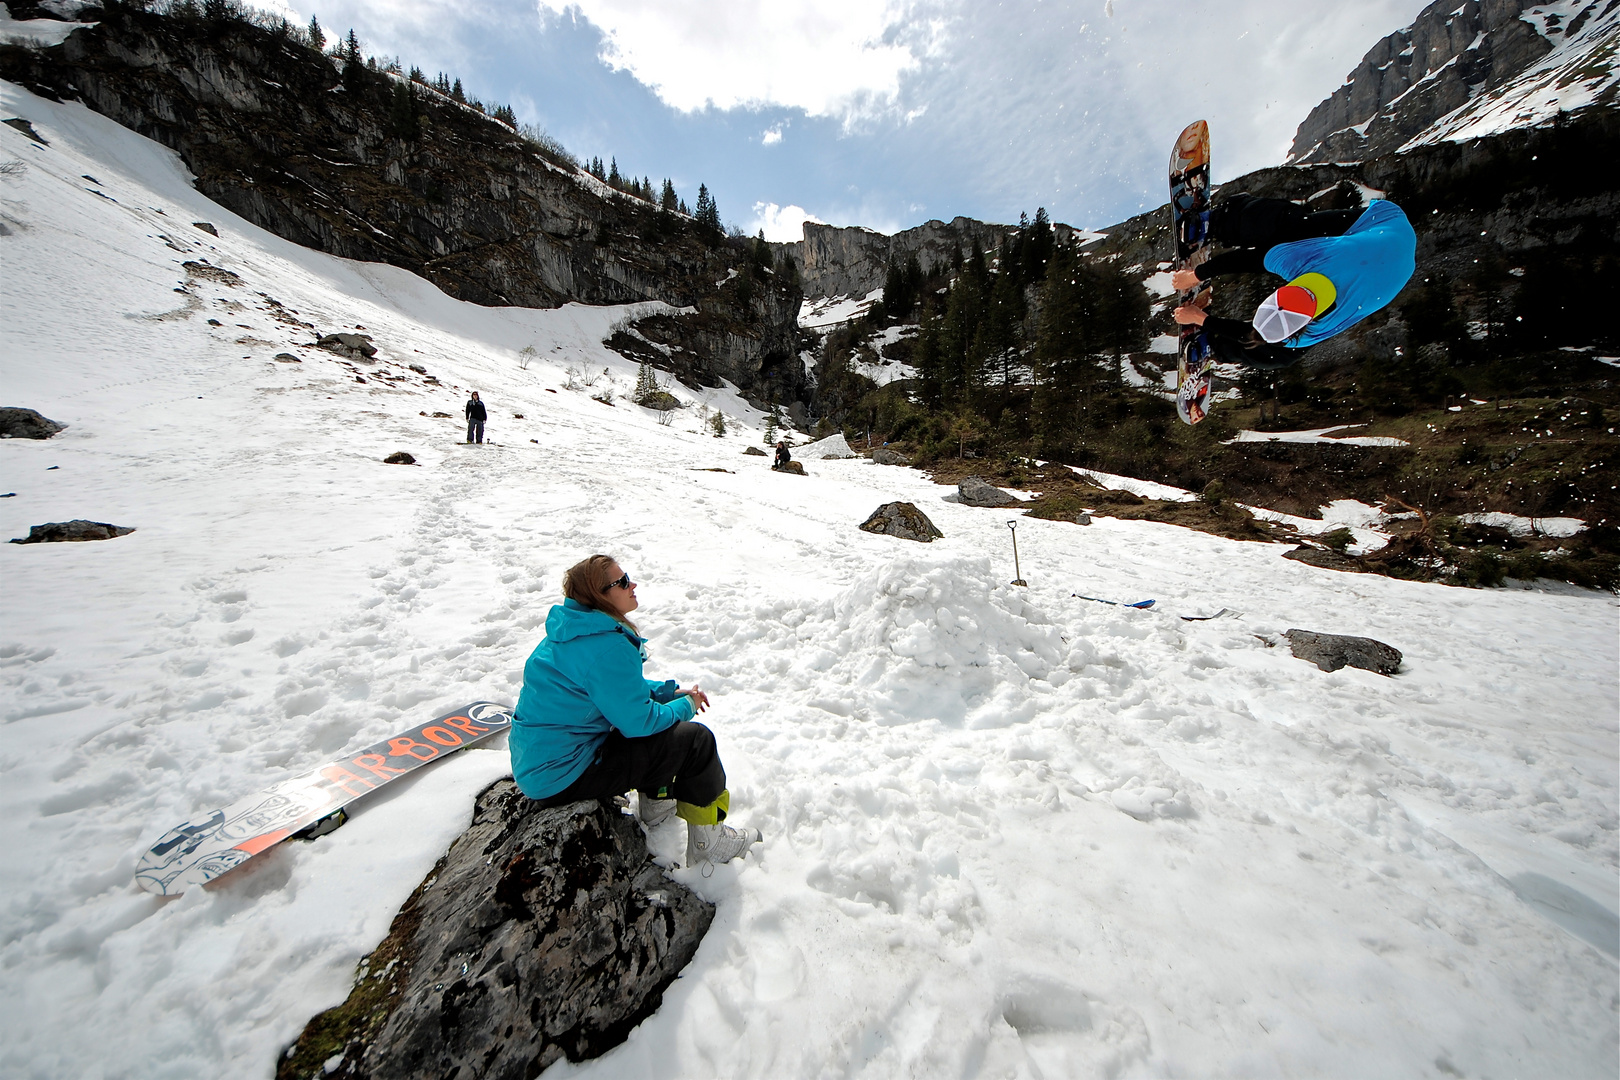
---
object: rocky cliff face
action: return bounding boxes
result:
[1288,0,1617,163]
[774,215,1094,301]
[0,4,805,404]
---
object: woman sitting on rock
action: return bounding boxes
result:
[510,554,760,867]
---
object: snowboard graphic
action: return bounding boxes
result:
[135,701,513,896]
[1169,120,1215,425]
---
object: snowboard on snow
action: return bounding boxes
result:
[1169,120,1215,426]
[134,701,513,896]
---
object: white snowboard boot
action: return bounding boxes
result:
[638,794,677,828]
[687,820,762,866]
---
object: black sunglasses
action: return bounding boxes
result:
[605,573,633,591]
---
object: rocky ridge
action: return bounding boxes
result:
[1288,0,1619,163]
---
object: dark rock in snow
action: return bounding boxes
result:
[382,452,416,465]
[1,117,47,145]
[0,407,66,439]
[1283,545,1370,574]
[277,782,713,1080]
[860,501,943,542]
[273,353,301,363]
[743,445,768,456]
[10,520,135,544]
[1284,629,1402,676]
[317,333,377,360]
[773,461,806,475]
[191,221,217,236]
[871,447,910,466]
[958,476,1020,508]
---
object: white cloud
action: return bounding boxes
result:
[750,202,825,243]
[762,123,784,145]
[536,1,924,119]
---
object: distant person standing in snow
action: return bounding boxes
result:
[773,440,791,470]
[509,555,761,867]
[465,391,487,444]
[1171,194,1416,369]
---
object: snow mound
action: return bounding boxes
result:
[792,432,856,460]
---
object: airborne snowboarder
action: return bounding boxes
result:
[1171,192,1417,369]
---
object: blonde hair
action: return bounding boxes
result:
[562,554,638,634]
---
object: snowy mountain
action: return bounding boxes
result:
[1289,0,1620,163]
[3,68,1619,1080]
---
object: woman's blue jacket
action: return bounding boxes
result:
[510,599,695,799]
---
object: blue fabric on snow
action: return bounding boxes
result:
[510,598,695,799]
[1262,199,1416,348]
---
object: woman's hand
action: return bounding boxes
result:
[682,685,711,713]
[1171,268,1201,292]
[1173,304,1208,326]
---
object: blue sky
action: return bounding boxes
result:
[255,1,1432,240]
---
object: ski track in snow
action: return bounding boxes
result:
[2,84,1619,1080]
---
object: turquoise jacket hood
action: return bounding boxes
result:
[509,599,695,799]
[1263,199,1417,348]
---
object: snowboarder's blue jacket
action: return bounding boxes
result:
[1263,199,1417,348]
[510,599,694,800]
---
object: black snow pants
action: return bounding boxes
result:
[533,721,726,809]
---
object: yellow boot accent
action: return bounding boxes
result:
[677,789,729,826]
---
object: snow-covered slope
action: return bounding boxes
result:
[3,82,1618,1080]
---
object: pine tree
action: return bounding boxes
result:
[450,78,465,103]
[679,198,690,216]
[660,178,677,212]
[409,66,424,84]
[763,409,777,445]
[694,184,720,240]
[1024,207,1054,284]
[307,15,325,52]
[341,30,364,94]
[607,157,622,188]
[633,361,658,404]
[388,80,421,140]
[710,410,727,437]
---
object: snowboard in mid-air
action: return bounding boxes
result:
[135,701,513,896]
[1169,120,1214,425]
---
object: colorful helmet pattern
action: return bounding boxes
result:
[1253,272,1337,343]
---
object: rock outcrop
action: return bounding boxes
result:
[0,407,66,439]
[0,6,804,406]
[10,520,134,543]
[859,502,943,542]
[1284,629,1403,675]
[958,477,1020,508]
[277,782,713,1080]
[382,451,417,465]
[1287,0,1614,163]
[871,448,910,465]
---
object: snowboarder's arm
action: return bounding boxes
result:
[1191,248,1268,281]
[583,644,695,736]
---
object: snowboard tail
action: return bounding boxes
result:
[1169,120,1215,425]
[135,701,512,896]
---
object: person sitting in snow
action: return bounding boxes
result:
[1171,193,1416,369]
[465,391,487,444]
[509,555,761,867]
[772,439,791,470]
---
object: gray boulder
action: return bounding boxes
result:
[743,445,768,456]
[958,476,1019,507]
[773,460,806,475]
[859,501,943,542]
[1284,629,1402,676]
[316,333,378,360]
[277,782,713,1080]
[10,520,134,544]
[872,448,910,465]
[0,407,65,439]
